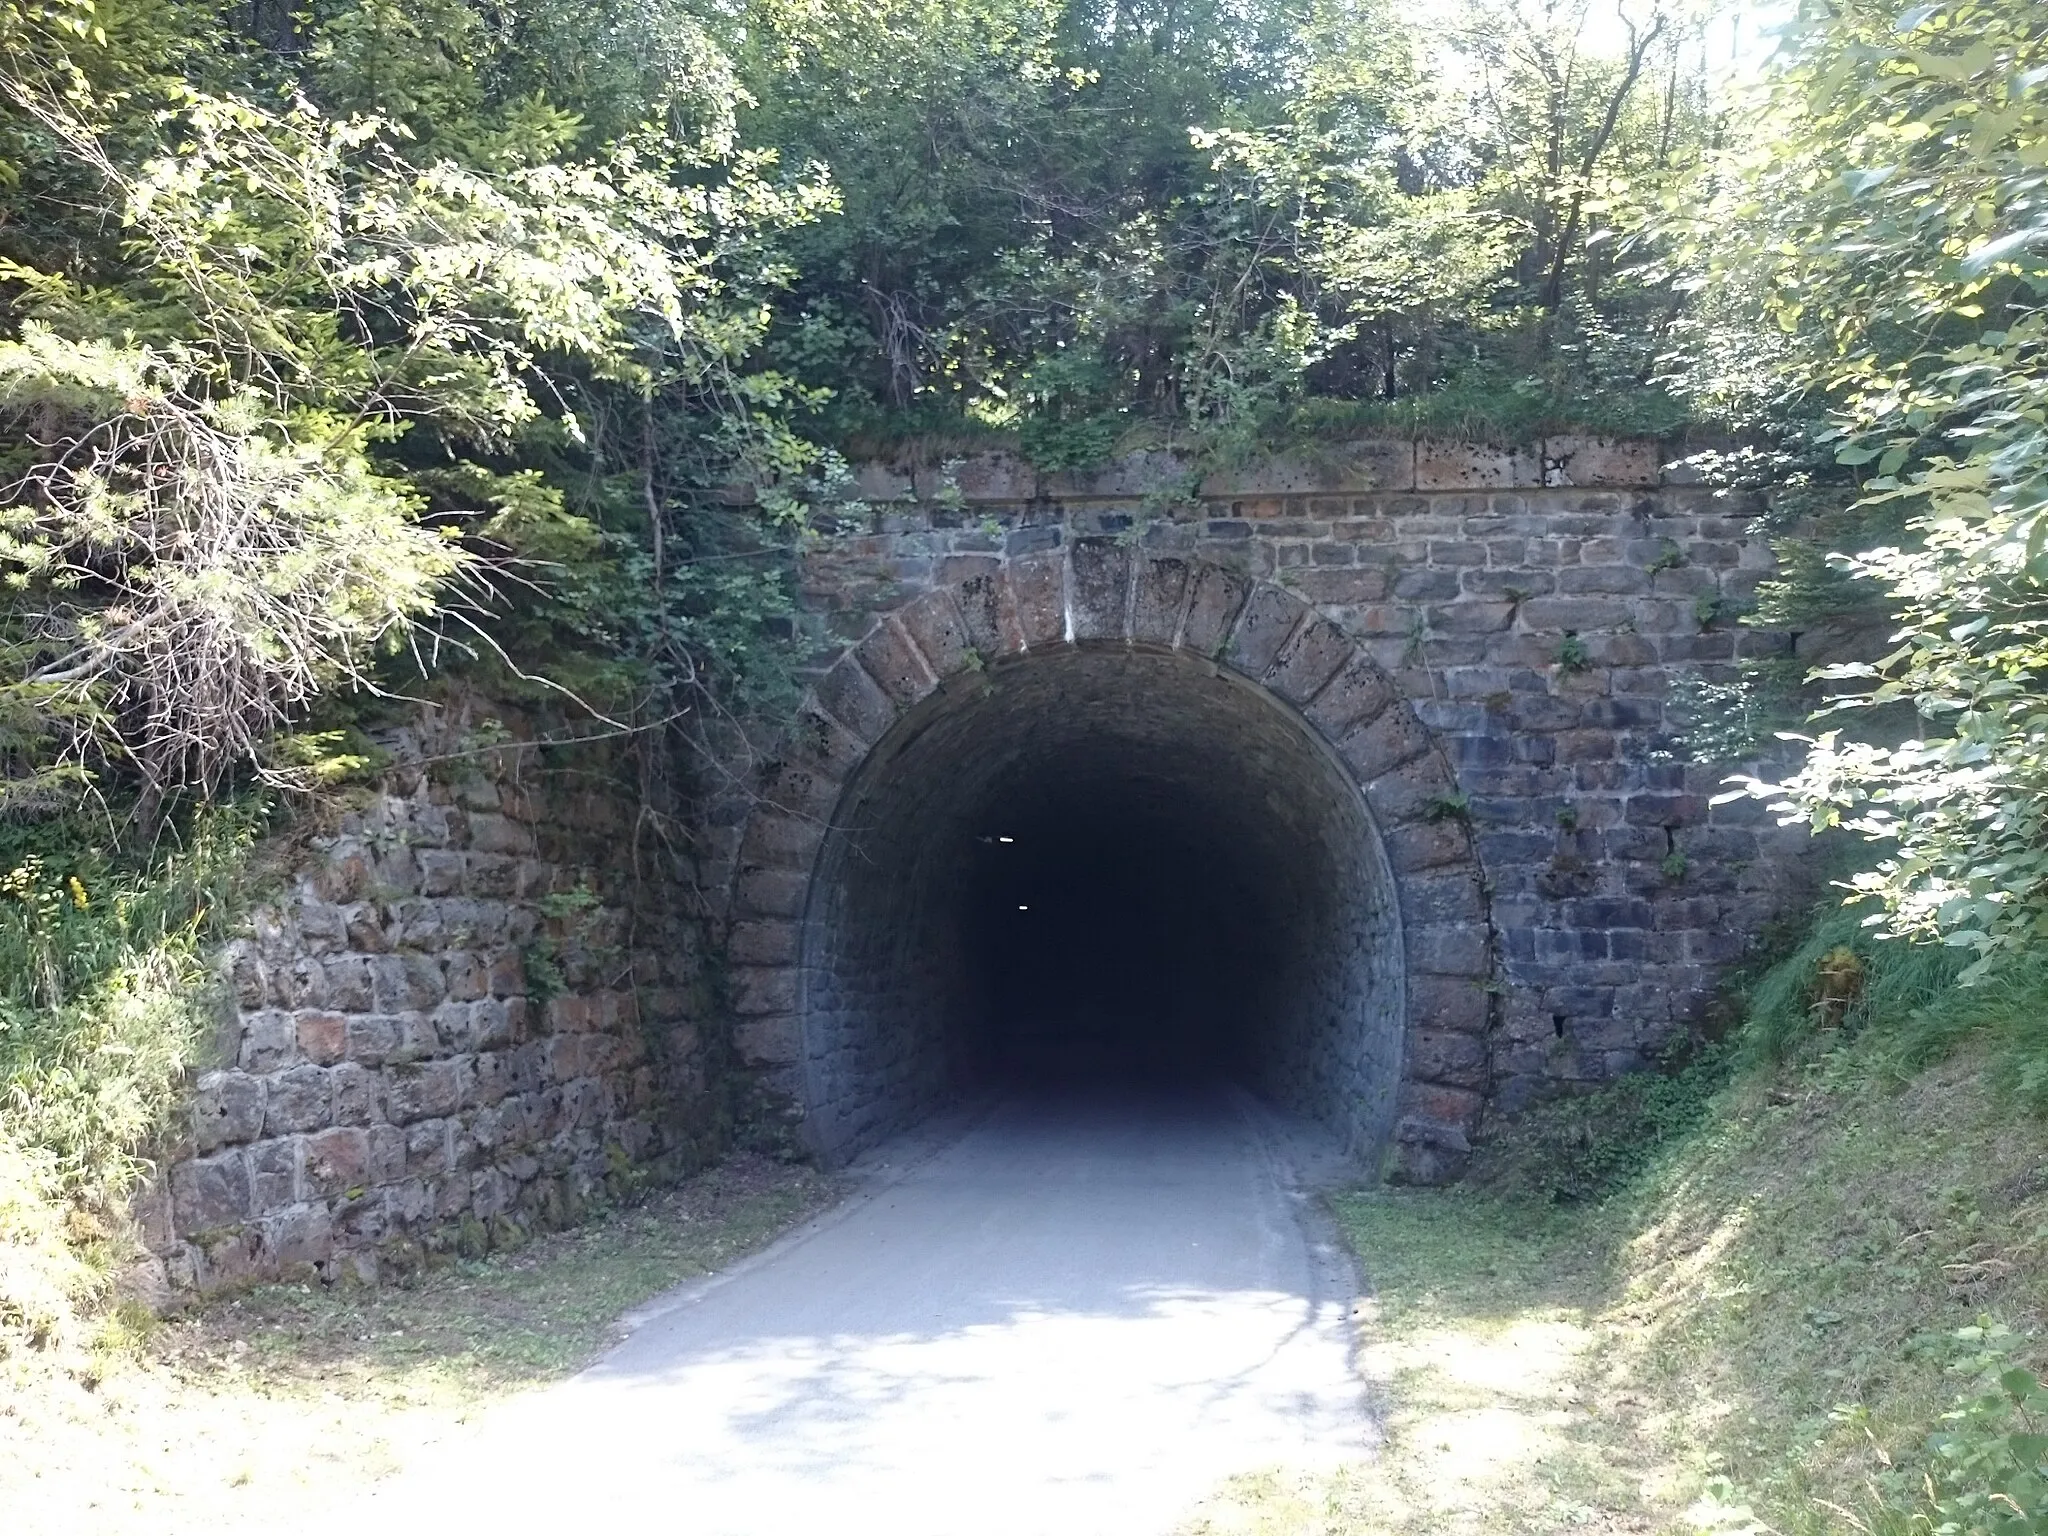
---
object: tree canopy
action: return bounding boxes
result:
[1,0,2046,974]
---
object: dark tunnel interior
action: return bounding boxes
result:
[795,646,1405,1162]
[960,797,1278,1086]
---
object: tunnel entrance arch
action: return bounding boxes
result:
[725,543,1495,1182]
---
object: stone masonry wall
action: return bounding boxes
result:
[138,697,722,1294]
[702,436,1817,1121]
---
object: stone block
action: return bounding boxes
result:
[191,1071,265,1154]
[345,1013,402,1066]
[852,461,913,501]
[927,452,1037,502]
[857,618,937,709]
[1199,441,1413,496]
[387,1061,466,1125]
[1044,449,1194,500]
[331,1063,385,1126]
[953,567,1026,658]
[731,966,799,1016]
[1541,436,1660,487]
[1131,557,1192,645]
[729,920,801,967]
[815,655,896,745]
[1069,538,1132,641]
[238,1010,299,1074]
[1339,708,1432,782]
[1407,1029,1490,1089]
[1384,820,1474,874]
[295,1010,347,1066]
[740,812,825,873]
[303,1127,371,1199]
[1179,564,1251,657]
[735,867,809,919]
[1415,440,1538,490]
[247,1138,300,1214]
[1304,653,1394,739]
[898,588,973,679]
[264,1065,332,1136]
[1008,551,1068,649]
[1408,973,1491,1033]
[735,1013,803,1067]
[171,1150,250,1237]
[468,813,535,857]
[1404,923,1491,977]
[1264,614,1350,703]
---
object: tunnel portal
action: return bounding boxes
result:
[797,645,1406,1161]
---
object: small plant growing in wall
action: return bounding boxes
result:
[1555,804,1579,830]
[1648,541,1686,574]
[1423,791,1471,823]
[1557,631,1591,674]
[1661,849,1690,882]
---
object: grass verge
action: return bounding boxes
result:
[1184,931,2048,1535]
[0,1151,837,1535]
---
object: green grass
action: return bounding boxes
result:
[1,799,275,1349]
[1187,908,2048,1536]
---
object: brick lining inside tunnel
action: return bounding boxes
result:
[723,546,1498,1181]
[801,646,1404,1160]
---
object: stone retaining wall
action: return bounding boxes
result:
[138,699,721,1293]
[702,437,1816,1128]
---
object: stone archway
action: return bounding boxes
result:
[724,540,1494,1183]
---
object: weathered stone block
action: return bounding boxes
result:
[191,1071,264,1154]
[1265,616,1351,703]
[1415,440,1537,490]
[898,588,973,678]
[1303,653,1394,739]
[735,1014,803,1067]
[729,920,800,967]
[1542,436,1660,487]
[264,1066,332,1136]
[247,1138,300,1214]
[1408,1029,1489,1089]
[856,618,937,709]
[387,1061,466,1125]
[815,655,896,744]
[1339,708,1432,782]
[294,1010,347,1066]
[953,568,1026,658]
[1179,564,1251,657]
[731,967,799,1016]
[1131,557,1192,645]
[1008,551,1068,649]
[1069,538,1132,641]
[303,1127,371,1199]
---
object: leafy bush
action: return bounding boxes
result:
[1707,2,2048,978]
[1863,1327,2048,1536]
[0,800,266,1350]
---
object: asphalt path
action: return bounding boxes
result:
[333,1084,1375,1535]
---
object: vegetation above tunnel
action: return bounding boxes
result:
[4,2,2048,1506]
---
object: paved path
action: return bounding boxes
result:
[339,1086,1374,1535]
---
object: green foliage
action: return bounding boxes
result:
[1703,1,2048,979]
[1864,1328,2048,1536]
[1483,1042,1731,1204]
[731,0,1720,455]
[1557,630,1592,673]
[0,0,833,813]
[0,799,268,1349]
